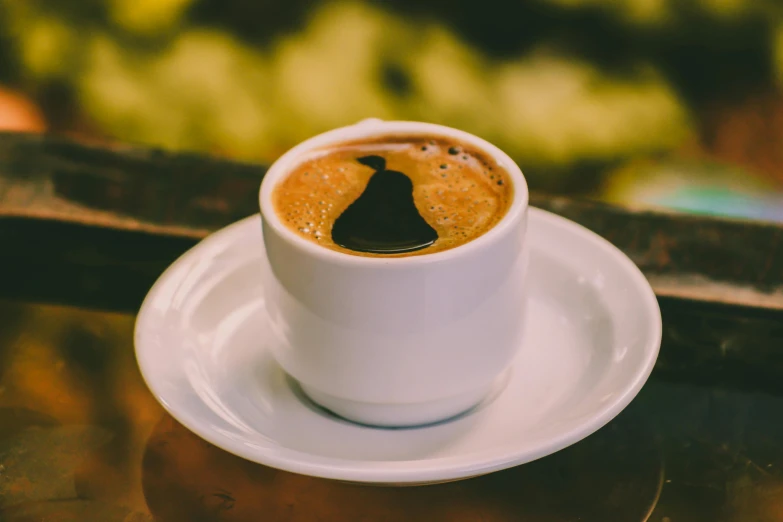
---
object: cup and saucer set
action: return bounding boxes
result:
[135,120,662,486]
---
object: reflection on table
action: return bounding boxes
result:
[0,300,781,521]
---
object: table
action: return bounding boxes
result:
[1,132,782,521]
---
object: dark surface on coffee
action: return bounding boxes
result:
[331,155,438,254]
[273,135,513,257]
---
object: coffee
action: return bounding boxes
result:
[272,135,514,256]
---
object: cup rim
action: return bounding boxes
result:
[259,119,529,266]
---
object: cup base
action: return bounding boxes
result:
[297,375,507,428]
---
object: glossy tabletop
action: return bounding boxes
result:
[1,134,782,520]
[0,298,781,521]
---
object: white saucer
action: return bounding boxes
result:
[135,208,661,485]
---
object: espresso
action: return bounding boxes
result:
[272,135,514,257]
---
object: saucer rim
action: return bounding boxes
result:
[135,207,662,484]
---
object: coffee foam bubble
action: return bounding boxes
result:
[273,136,513,256]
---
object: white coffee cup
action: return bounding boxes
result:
[258,119,529,427]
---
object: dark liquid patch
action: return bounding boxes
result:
[273,135,513,257]
[331,155,438,254]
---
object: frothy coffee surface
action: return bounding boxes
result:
[272,135,514,257]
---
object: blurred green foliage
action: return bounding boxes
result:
[2,0,783,196]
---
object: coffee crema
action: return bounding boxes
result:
[272,135,514,257]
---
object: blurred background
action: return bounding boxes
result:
[2,0,783,221]
[1,4,783,519]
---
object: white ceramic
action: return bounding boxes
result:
[135,209,662,485]
[258,120,529,427]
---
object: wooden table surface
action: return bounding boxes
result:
[0,132,782,521]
